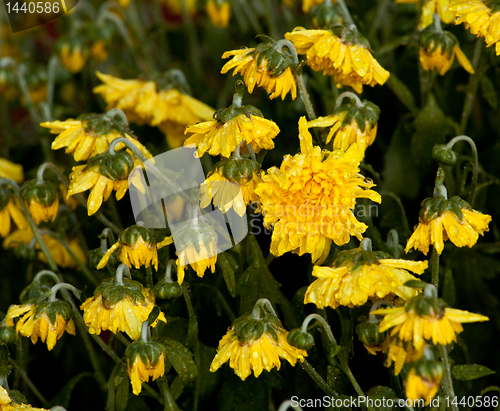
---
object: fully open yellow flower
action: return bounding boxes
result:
[221,45,297,100]
[59,45,87,74]
[184,107,279,158]
[405,198,491,255]
[93,71,215,148]
[41,116,151,162]
[5,301,76,351]
[0,158,24,183]
[372,292,489,350]
[255,117,381,263]
[450,0,500,55]
[206,0,231,28]
[285,26,390,93]
[81,278,166,340]
[98,225,159,271]
[305,240,427,309]
[210,323,306,380]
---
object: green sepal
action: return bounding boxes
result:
[20,179,59,207]
[78,112,131,137]
[420,26,458,56]
[0,185,14,210]
[287,328,314,350]
[213,157,260,184]
[172,219,217,257]
[88,248,119,271]
[150,69,192,95]
[119,225,156,248]
[6,390,27,406]
[34,300,73,325]
[125,339,165,368]
[99,150,135,181]
[311,1,343,28]
[419,195,471,222]
[432,144,458,166]
[405,293,448,318]
[331,24,371,48]
[56,35,88,55]
[0,322,18,345]
[215,104,263,124]
[356,319,387,347]
[232,312,282,343]
[253,41,297,77]
[337,100,380,132]
[19,281,52,304]
[413,357,444,381]
[333,246,389,271]
[96,278,147,307]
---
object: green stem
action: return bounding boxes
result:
[438,344,459,411]
[263,0,279,39]
[336,0,355,25]
[179,0,201,80]
[157,377,181,411]
[300,314,337,346]
[196,284,235,322]
[295,73,317,121]
[181,283,198,347]
[431,246,440,289]
[459,40,483,135]
[8,358,49,407]
[334,91,363,109]
[299,359,337,397]
[146,266,154,289]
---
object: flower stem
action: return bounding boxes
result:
[157,376,182,411]
[438,344,459,411]
[300,314,337,345]
[445,135,478,206]
[49,283,81,301]
[335,91,363,109]
[115,264,131,285]
[252,298,278,319]
[179,0,201,80]
[296,73,317,121]
[431,246,440,289]
[300,359,337,397]
[140,321,149,342]
[336,0,355,25]
[33,269,60,284]
[146,266,154,289]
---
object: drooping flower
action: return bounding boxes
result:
[254,117,381,263]
[397,0,454,28]
[210,306,307,380]
[285,26,390,93]
[59,44,88,74]
[405,352,444,405]
[19,180,59,224]
[68,149,144,216]
[356,316,390,355]
[419,21,474,75]
[306,97,380,151]
[0,158,24,183]
[93,71,215,148]
[40,111,152,162]
[184,102,280,158]
[449,0,500,55]
[81,276,166,340]
[371,285,489,350]
[90,40,109,62]
[221,40,298,100]
[206,0,231,28]
[0,187,28,237]
[405,187,491,255]
[98,225,159,270]
[305,239,427,309]
[126,339,166,395]
[5,300,75,351]
[200,156,261,216]
[385,337,426,375]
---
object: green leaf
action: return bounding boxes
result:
[217,252,237,298]
[0,345,11,377]
[404,280,428,289]
[198,342,221,401]
[481,76,498,109]
[364,386,398,411]
[147,305,160,325]
[170,375,184,401]
[162,338,198,386]
[480,385,500,396]
[236,235,296,327]
[115,369,130,411]
[386,73,416,113]
[50,372,94,408]
[451,364,496,381]
[219,373,268,411]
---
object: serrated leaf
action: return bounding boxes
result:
[236,235,296,327]
[217,252,237,298]
[162,338,198,385]
[452,364,495,381]
[50,372,94,408]
[481,76,498,109]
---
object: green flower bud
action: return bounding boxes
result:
[153,280,183,299]
[287,328,315,350]
[0,322,18,345]
[20,180,59,208]
[356,319,387,347]
[432,144,457,166]
[214,157,261,184]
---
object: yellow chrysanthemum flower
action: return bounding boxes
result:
[126,341,166,395]
[0,385,49,410]
[200,156,261,216]
[5,301,76,351]
[206,0,231,28]
[184,104,280,158]
[41,114,152,162]
[0,190,28,237]
[93,71,215,148]
[372,288,489,350]
[450,0,500,55]
[285,26,390,93]
[90,40,109,62]
[254,117,381,263]
[3,229,87,268]
[221,43,297,100]
[67,150,142,216]
[19,179,60,225]
[305,239,427,309]
[385,338,425,375]
[405,195,491,255]
[0,158,24,183]
[59,44,87,74]
[395,0,453,29]
[405,355,444,405]
[98,225,159,271]
[306,98,379,151]
[81,277,166,340]
[210,311,307,380]
[302,0,329,12]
